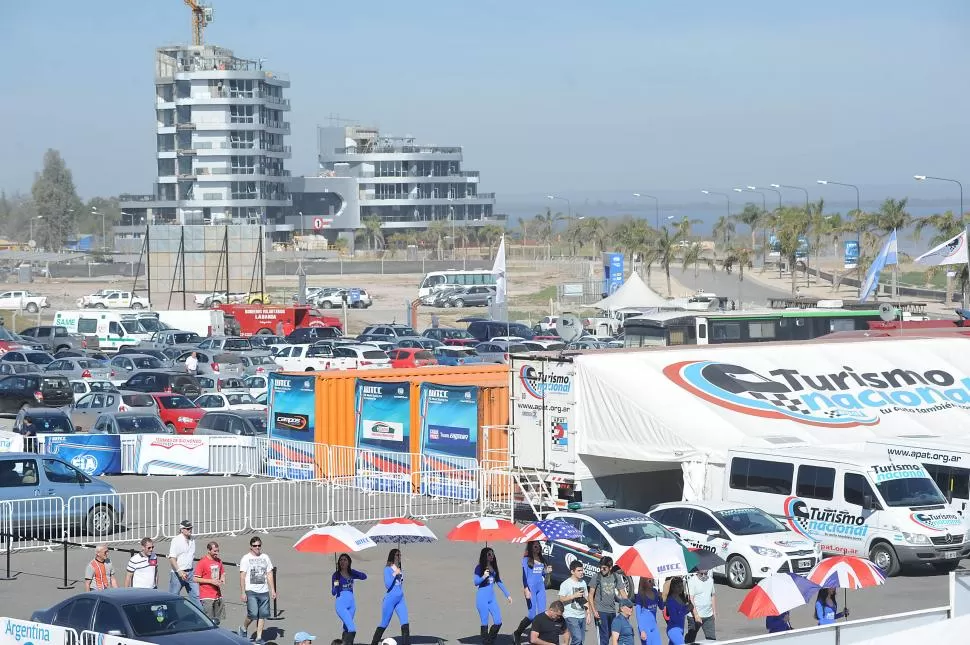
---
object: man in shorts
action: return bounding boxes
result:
[239,536,276,644]
[194,541,225,625]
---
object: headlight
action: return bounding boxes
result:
[964,530,970,544]
[901,532,931,545]
[751,545,782,558]
[177,416,194,423]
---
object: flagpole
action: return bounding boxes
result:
[891,228,898,301]
[965,225,970,310]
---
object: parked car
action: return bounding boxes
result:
[273,343,345,372]
[119,371,202,398]
[388,348,437,369]
[435,285,496,308]
[83,291,149,309]
[139,330,204,352]
[648,501,822,588]
[70,391,157,432]
[466,319,536,342]
[238,353,280,376]
[45,357,112,380]
[69,379,118,402]
[394,337,443,351]
[174,350,245,378]
[0,350,56,367]
[473,340,530,363]
[523,340,566,352]
[284,326,342,344]
[357,324,418,343]
[0,290,48,313]
[108,354,168,383]
[314,287,373,309]
[54,349,109,360]
[77,288,124,308]
[359,340,396,353]
[31,588,250,644]
[421,327,478,346]
[19,325,86,353]
[333,345,392,370]
[116,347,176,367]
[13,407,76,434]
[89,412,170,435]
[0,373,74,414]
[196,336,253,352]
[194,410,268,436]
[254,391,267,405]
[0,362,41,376]
[193,392,266,412]
[433,346,484,366]
[247,335,285,351]
[150,393,206,434]
[243,374,269,398]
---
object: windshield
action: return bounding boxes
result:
[363,350,388,360]
[0,327,17,341]
[441,329,473,339]
[245,414,268,434]
[132,357,163,369]
[27,414,74,434]
[876,475,947,507]
[223,339,251,351]
[116,416,164,434]
[123,598,214,637]
[121,394,156,408]
[714,507,787,535]
[172,332,201,344]
[252,355,276,364]
[25,352,54,365]
[137,318,163,332]
[121,321,147,335]
[159,395,197,410]
[602,518,677,546]
[226,393,257,405]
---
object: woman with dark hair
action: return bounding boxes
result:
[814,588,848,625]
[513,541,552,643]
[332,553,367,645]
[474,546,513,645]
[661,577,691,645]
[371,549,410,645]
[633,577,663,645]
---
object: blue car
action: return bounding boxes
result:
[433,346,484,366]
[32,589,249,644]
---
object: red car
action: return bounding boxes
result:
[151,393,206,434]
[388,348,437,369]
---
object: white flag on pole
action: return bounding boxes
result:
[491,235,507,305]
[915,231,968,266]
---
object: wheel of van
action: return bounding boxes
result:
[25,303,38,313]
[257,328,273,335]
[250,299,262,305]
[95,303,106,309]
[726,555,753,588]
[86,505,117,536]
[454,299,466,308]
[869,542,900,576]
[320,301,333,309]
[165,423,177,434]
[209,300,222,308]
[130,302,144,310]
[442,302,453,308]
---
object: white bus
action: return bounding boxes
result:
[418,269,496,298]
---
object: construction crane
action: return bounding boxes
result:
[183,0,213,46]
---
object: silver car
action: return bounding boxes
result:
[238,353,280,376]
[69,379,118,402]
[196,336,253,352]
[174,350,245,378]
[0,362,41,376]
[108,354,168,383]
[44,358,111,381]
[89,412,169,435]
[70,391,157,432]
[473,339,530,364]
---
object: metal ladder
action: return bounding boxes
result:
[514,467,557,519]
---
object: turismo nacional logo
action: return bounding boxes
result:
[519,365,571,399]
[663,359,970,427]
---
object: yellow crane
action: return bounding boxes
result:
[183,0,213,46]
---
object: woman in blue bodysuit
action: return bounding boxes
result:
[332,553,367,645]
[371,549,409,645]
[814,588,848,625]
[512,541,551,643]
[661,577,691,645]
[474,546,513,645]
[633,577,663,645]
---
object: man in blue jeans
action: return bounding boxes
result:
[558,561,590,645]
[167,519,200,608]
[589,557,628,645]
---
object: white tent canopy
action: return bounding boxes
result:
[590,272,670,310]
[574,337,970,465]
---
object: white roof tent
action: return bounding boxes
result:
[589,272,670,310]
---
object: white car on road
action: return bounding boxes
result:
[193,392,267,412]
[0,290,48,313]
[81,291,149,309]
[648,501,822,588]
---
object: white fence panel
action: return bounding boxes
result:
[207,437,265,476]
[267,439,328,479]
[249,478,330,531]
[480,468,514,520]
[161,484,247,538]
[330,474,410,525]
[80,630,155,645]
[409,468,481,520]
[120,437,138,472]
[0,497,66,552]
[327,444,358,478]
[64,491,160,545]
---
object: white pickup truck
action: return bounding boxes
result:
[0,290,48,313]
[272,343,356,372]
[82,291,149,309]
[77,289,124,308]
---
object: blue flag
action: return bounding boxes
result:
[860,230,898,303]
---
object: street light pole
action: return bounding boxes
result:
[817,179,862,297]
[915,174,966,306]
[633,193,660,230]
[771,184,810,212]
[701,190,731,218]
[545,194,571,220]
[29,216,44,248]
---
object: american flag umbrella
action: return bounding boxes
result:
[513,519,582,543]
[447,517,523,543]
[294,524,377,554]
[615,538,697,579]
[366,518,438,544]
[738,573,822,618]
[807,556,886,589]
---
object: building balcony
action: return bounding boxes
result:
[193,168,291,181]
[328,149,462,163]
[359,193,495,206]
[362,174,480,185]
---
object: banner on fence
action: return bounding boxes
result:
[44,434,122,475]
[268,374,318,479]
[355,379,411,492]
[419,383,479,499]
[0,617,76,645]
[135,435,209,475]
[0,431,23,453]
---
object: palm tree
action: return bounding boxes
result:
[775,207,811,294]
[479,224,505,256]
[915,210,968,305]
[872,197,912,235]
[720,246,755,307]
[426,220,449,260]
[681,241,715,278]
[712,215,736,252]
[644,226,683,296]
[533,208,563,259]
[583,216,610,258]
[361,216,385,251]
[612,217,654,281]
[674,216,703,240]
[733,203,762,249]
[517,217,529,245]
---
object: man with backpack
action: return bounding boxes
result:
[588,557,629,645]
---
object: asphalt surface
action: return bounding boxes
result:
[673,266,792,307]
[0,474,957,644]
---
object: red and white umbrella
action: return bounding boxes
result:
[807,556,886,590]
[615,538,691,579]
[738,573,822,618]
[447,517,523,543]
[294,524,377,554]
[366,518,438,544]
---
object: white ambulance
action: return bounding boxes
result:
[52,311,153,353]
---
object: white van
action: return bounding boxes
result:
[866,437,970,513]
[722,446,970,575]
[52,311,153,353]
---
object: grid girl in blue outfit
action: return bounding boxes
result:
[332,553,367,645]
[370,548,410,645]
[474,546,513,645]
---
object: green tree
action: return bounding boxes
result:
[532,209,563,259]
[612,217,655,281]
[478,224,505,256]
[733,203,763,249]
[360,216,385,251]
[426,220,449,260]
[774,207,811,295]
[644,226,683,296]
[31,149,82,249]
[720,246,755,306]
[870,197,912,235]
[680,241,715,278]
[712,215,736,252]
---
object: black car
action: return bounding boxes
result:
[0,373,74,413]
[14,407,76,434]
[466,319,536,342]
[285,326,341,343]
[195,410,267,436]
[31,588,249,644]
[121,371,202,398]
[422,326,478,346]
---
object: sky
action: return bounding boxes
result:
[2,0,969,211]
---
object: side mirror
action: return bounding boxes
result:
[863,494,874,510]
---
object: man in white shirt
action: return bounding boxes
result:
[558,561,591,645]
[168,519,200,607]
[125,537,158,589]
[238,536,276,645]
[686,570,716,642]
[185,352,199,374]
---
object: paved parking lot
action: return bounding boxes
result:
[0,474,958,643]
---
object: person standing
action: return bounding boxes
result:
[529,600,567,645]
[194,541,226,625]
[168,519,200,607]
[662,578,691,645]
[371,548,409,645]
[84,544,118,591]
[125,537,158,589]
[333,552,367,645]
[633,577,663,645]
[185,351,199,375]
[239,536,276,644]
[686,570,716,642]
[558,561,591,645]
[814,588,847,625]
[609,600,635,645]
[20,415,38,453]
[589,557,627,645]
[474,547,513,645]
[514,541,551,643]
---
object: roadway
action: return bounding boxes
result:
[672,266,793,307]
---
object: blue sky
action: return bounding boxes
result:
[2,0,968,207]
